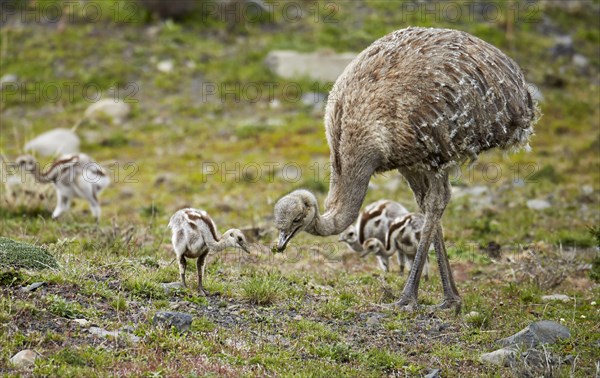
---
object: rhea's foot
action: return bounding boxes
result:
[438,296,462,315]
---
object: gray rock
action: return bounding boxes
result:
[72,318,91,327]
[522,348,560,368]
[0,73,18,90]
[84,99,131,125]
[157,60,174,73]
[453,185,487,198]
[581,185,594,196]
[10,349,37,368]
[498,320,570,348]
[366,316,381,326]
[572,54,588,68]
[161,282,185,294]
[526,199,551,211]
[541,294,571,303]
[21,282,46,292]
[89,326,140,343]
[550,35,574,58]
[424,368,441,378]
[480,347,517,366]
[24,128,80,157]
[265,50,356,82]
[301,92,327,106]
[153,311,192,333]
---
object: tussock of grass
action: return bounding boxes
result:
[241,274,284,305]
[0,237,58,270]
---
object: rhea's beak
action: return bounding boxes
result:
[277,229,297,252]
[238,241,250,254]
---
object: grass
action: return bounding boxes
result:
[1,0,599,376]
[0,237,59,270]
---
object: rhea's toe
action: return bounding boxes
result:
[438,297,462,314]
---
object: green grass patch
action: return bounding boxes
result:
[0,237,59,270]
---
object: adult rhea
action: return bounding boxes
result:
[274,27,538,310]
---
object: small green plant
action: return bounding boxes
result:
[241,274,284,305]
[46,295,88,319]
[0,237,59,270]
[111,296,127,311]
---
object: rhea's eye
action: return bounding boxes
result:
[374,220,381,227]
[348,232,354,237]
[293,215,303,223]
[237,236,243,242]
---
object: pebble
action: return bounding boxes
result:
[526,199,551,210]
[21,282,46,292]
[9,349,37,368]
[541,294,571,303]
[153,311,193,333]
[480,347,517,366]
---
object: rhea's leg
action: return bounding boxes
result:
[178,255,187,287]
[396,248,406,275]
[396,172,450,308]
[52,190,71,219]
[433,225,461,311]
[196,253,209,296]
[376,255,389,272]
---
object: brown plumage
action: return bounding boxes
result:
[274,27,539,311]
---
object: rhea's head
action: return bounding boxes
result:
[339,225,358,244]
[15,155,37,172]
[273,189,318,252]
[361,238,384,258]
[221,229,250,253]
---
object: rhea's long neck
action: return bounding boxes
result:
[307,166,371,236]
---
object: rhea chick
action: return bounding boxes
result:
[362,213,430,279]
[16,153,110,220]
[338,199,409,254]
[168,208,249,296]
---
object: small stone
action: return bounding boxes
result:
[161,282,185,294]
[480,347,517,366]
[581,185,594,196]
[293,314,303,321]
[10,349,37,368]
[157,60,174,73]
[21,282,46,292]
[526,199,551,211]
[265,50,357,82]
[153,311,193,333]
[464,311,480,319]
[572,54,588,68]
[84,99,131,125]
[366,316,381,326]
[424,368,441,378]
[89,326,139,343]
[72,318,91,327]
[541,294,570,303]
[0,73,18,89]
[498,320,570,348]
